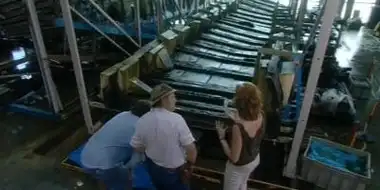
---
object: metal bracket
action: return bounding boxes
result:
[130,77,153,93]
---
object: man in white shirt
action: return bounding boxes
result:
[130,83,197,190]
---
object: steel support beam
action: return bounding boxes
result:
[283,0,340,178]
[26,0,62,113]
[296,0,308,44]
[291,0,300,19]
[59,0,94,133]
[156,0,164,34]
[179,0,184,16]
[338,0,346,18]
[135,0,142,46]
[288,0,293,7]
[344,0,355,20]
[304,0,327,52]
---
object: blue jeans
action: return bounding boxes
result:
[84,166,131,190]
[145,157,190,190]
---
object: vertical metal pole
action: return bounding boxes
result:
[26,0,62,113]
[289,0,293,7]
[59,0,94,133]
[344,0,355,20]
[318,0,323,8]
[338,0,346,18]
[91,34,97,63]
[156,0,163,34]
[29,25,53,107]
[304,0,326,52]
[291,0,299,19]
[179,0,183,15]
[283,0,340,178]
[63,34,68,55]
[135,0,142,46]
[296,0,308,44]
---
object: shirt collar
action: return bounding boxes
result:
[152,108,170,112]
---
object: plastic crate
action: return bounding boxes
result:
[301,137,371,190]
[349,75,371,100]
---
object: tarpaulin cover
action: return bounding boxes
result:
[67,144,154,189]
[307,140,367,176]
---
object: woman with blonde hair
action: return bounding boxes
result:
[216,82,265,190]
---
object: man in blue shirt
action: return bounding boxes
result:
[81,100,151,190]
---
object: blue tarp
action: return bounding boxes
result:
[307,140,367,176]
[67,143,154,189]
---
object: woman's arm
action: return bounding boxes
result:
[220,124,242,163]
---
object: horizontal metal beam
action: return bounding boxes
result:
[0,72,39,79]
[47,54,113,62]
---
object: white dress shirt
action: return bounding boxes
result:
[130,108,195,168]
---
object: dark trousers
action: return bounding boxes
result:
[84,166,131,190]
[146,157,190,190]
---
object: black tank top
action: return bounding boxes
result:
[231,118,265,166]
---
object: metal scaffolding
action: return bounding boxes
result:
[27,1,341,179]
[290,0,300,19]
[283,0,341,178]
[296,0,308,43]
[59,0,94,133]
[26,0,63,113]
[52,0,209,132]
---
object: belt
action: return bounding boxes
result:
[146,156,193,185]
[146,156,179,169]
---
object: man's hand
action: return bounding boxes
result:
[180,162,194,184]
[123,152,145,169]
[183,143,197,165]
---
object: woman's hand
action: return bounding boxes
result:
[215,120,227,140]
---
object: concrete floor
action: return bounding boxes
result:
[0,112,98,190]
[336,28,380,190]
[1,28,380,190]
